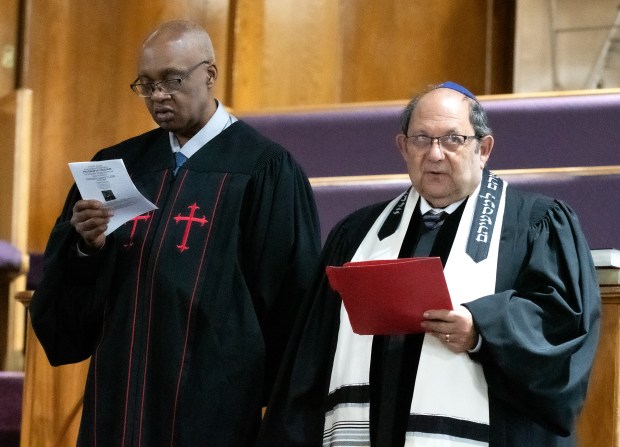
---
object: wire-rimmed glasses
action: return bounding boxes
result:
[130,60,211,97]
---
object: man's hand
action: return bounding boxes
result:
[421,306,478,353]
[71,200,113,251]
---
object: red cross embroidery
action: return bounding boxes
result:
[123,213,152,248]
[174,203,208,252]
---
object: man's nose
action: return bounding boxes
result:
[427,139,445,160]
[150,86,171,101]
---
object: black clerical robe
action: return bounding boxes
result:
[256,186,600,447]
[30,122,321,447]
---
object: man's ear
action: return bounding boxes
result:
[207,64,218,86]
[396,133,408,160]
[478,135,494,167]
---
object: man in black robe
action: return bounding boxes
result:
[256,83,600,446]
[29,20,321,446]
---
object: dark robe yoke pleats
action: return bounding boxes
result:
[256,185,600,447]
[30,121,321,447]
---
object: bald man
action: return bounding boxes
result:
[30,20,320,447]
[257,83,600,447]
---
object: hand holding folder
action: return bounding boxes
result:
[326,257,452,335]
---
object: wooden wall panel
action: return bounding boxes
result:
[339,0,488,102]
[232,0,342,109]
[0,0,18,98]
[231,0,514,111]
[228,0,265,109]
[488,0,515,93]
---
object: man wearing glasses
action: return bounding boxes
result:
[257,83,600,446]
[30,20,320,447]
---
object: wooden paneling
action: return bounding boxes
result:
[339,0,487,102]
[231,0,342,109]
[488,0,515,93]
[0,0,18,98]
[231,0,515,111]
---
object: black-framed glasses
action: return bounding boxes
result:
[130,60,211,97]
[405,134,479,152]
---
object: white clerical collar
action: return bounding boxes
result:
[168,100,238,158]
[419,196,466,216]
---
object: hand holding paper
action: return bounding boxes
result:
[68,159,158,235]
[326,257,452,335]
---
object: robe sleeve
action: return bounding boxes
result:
[30,178,118,366]
[238,147,321,404]
[464,198,601,436]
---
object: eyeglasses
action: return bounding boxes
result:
[130,60,211,97]
[405,134,479,153]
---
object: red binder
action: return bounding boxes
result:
[326,257,452,335]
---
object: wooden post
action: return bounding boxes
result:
[0,89,32,371]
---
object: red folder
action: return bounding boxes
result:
[326,257,452,335]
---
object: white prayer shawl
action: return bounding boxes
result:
[324,174,507,447]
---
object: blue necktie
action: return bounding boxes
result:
[422,211,447,230]
[173,152,188,176]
